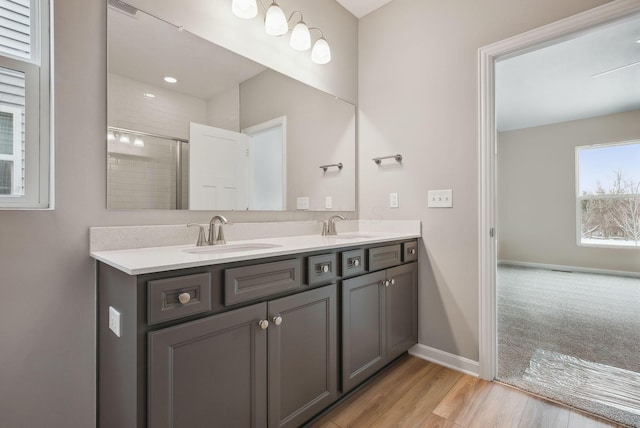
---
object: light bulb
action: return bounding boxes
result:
[119,134,130,144]
[133,137,144,147]
[232,0,257,19]
[290,21,311,51]
[107,131,115,142]
[311,37,331,64]
[163,76,177,83]
[265,2,288,36]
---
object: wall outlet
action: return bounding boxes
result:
[109,306,122,338]
[389,192,399,208]
[428,189,453,208]
[325,196,332,209]
[296,196,310,210]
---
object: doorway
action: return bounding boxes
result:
[479,2,640,427]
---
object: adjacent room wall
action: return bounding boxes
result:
[0,0,357,426]
[357,0,611,362]
[498,110,640,273]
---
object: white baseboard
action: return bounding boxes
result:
[408,344,480,377]
[498,260,640,278]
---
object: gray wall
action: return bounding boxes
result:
[498,110,640,273]
[0,0,357,426]
[357,0,610,362]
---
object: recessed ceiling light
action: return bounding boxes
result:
[163,76,177,83]
[143,92,156,99]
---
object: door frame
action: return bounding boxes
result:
[478,0,640,380]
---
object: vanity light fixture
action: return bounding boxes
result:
[231,0,257,19]
[264,1,288,36]
[133,137,145,147]
[163,76,177,83]
[231,0,331,64]
[143,92,156,99]
[119,133,130,144]
[107,131,116,142]
[289,12,310,51]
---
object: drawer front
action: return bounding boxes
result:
[368,244,402,271]
[341,249,365,278]
[307,253,337,286]
[147,272,212,325]
[225,259,301,306]
[403,241,418,262]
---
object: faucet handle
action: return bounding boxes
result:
[321,221,328,236]
[187,223,207,246]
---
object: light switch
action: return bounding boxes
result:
[109,306,122,338]
[389,192,399,208]
[428,189,453,208]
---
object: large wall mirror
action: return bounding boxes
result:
[107,1,356,211]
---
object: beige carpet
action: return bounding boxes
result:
[496,265,640,427]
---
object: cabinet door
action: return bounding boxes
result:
[342,271,387,393]
[386,263,418,361]
[148,303,268,428]
[268,284,337,428]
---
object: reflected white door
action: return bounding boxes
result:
[189,122,249,210]
[243,116,286,211]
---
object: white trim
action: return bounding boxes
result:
[498,260,640,278]
[409,344,480,378]
[479,0,640,381]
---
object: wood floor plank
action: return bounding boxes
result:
[517,396,571,428]
[330,356,436,428]
[567,411,619,428]
[419,413,461,428]
[370,364,463,427]
[433,374,494,426]
[467,383,529,428]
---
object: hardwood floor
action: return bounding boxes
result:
[309,355,623,428]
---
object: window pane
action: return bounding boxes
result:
[0,158,12,194]
[0,66,24,196]
[0,110,13,154]
[581,197,640,247]
[0,0,31,60]
[578,143,640,196]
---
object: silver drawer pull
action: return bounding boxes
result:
[384,280,390,287]
[178,292,191,304]
[273,316,283,326]
[353,259,360,267]
[258,320,269,330]
[409,248,416,255]
[390,278,395,285]
[322,265,329,273]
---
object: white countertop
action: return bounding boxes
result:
[91,231,420,275]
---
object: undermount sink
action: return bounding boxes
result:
[183,243,282,255]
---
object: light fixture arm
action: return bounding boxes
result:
[287,10,304,24]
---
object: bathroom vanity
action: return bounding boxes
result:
[93,225,419,428]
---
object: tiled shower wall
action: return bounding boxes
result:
[107,74,205,209]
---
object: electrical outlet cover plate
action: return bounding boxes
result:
[325,196,332,209]
[389,192,399,208]
[428,189,453,208]
[109,306,122,338]
[296,197,310,210]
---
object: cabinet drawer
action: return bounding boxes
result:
[307,253,337,286]
[147,272,212,325]
[341,249,365,278]
[403,241,418,262]
[225,259,301,306]
[368,244,402,271]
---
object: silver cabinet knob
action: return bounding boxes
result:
[353,259,360,267]
[390,278,395,285]
[384,280,390,287]
[258,320,269,330]
[322,265,329,273]
[273,316,283,326]
[409,249,416,255]
[178,292,191,304]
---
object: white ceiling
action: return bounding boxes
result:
[335,0,394,18]
[496,14,640,132]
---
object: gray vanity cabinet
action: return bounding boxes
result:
[148,303,268,428]
[268,284,337,428]
[342,262,417,392]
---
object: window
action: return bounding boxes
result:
[577,141,640,248]
[0,0,51,208]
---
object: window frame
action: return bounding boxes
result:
[575,140,640,249]
[0,104,23,194]
[0,0,51,209]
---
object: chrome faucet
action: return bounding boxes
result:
[323,215,345,236]
[208,215,229,245]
